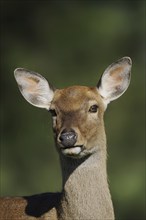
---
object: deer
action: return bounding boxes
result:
[0,57,132,220]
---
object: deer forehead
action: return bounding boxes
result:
[51,86,104,112]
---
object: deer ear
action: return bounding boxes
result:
[97,57,132,106]
[14,68,54,110]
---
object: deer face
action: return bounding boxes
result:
[50,86,106,158]
[14,57,132,158]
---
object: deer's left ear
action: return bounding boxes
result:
[97,57,132,106]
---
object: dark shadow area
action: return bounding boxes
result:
[24,192,62,217]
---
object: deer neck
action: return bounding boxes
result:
[58,149,114,220]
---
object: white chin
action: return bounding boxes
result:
[62,146,82,156]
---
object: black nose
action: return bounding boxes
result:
[59,129,77,148]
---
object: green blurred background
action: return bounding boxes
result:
[0,1,145,219]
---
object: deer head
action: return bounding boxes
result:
[14,57,131,159]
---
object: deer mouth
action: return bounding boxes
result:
[61,145,84,157]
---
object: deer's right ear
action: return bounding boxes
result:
[14,68,54,110]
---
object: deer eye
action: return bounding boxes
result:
[89,104,98,113]
[49,109,57,117]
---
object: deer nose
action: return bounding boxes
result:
[59,129,77,148]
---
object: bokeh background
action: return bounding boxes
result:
[0,1,145,219]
